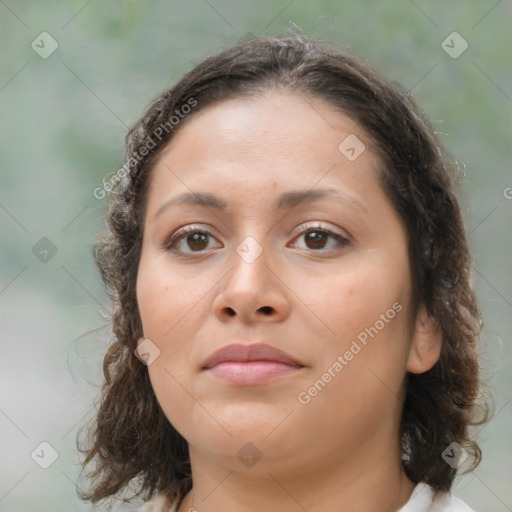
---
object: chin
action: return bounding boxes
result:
[185,405,297,445]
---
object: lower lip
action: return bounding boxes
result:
[207,361,302,385]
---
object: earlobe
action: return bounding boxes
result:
[406,303,443,374]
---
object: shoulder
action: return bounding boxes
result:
[399,482,477,512]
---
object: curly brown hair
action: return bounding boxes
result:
[79,33,490,507]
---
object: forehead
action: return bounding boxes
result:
[146,90,385,212]
[161,89,375,163]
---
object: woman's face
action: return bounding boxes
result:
[136,90,433,476]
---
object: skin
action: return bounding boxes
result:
[136,89,442,512]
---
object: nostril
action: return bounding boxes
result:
[226,307,236,316]
[259,306,273,315]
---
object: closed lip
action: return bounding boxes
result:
[201,343,304,369]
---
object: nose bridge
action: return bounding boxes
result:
[212,226,290,322]
[229,210,272,271]
[230,232,270,289]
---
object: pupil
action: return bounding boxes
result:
[307,231,326,249]
[188,233,207,250]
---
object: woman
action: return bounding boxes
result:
[80,34,489,511]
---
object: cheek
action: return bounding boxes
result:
[137,250,204,343]
[302,253,411,341]
[301,252,413,400]
[294,264,411,441]
[136,254,200,418]
[137,254,205,436]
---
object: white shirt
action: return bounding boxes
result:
[398,482,476,511]
[134,482,476,511]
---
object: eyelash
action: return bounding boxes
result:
[164,223,350,256]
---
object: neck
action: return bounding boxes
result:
[177,440,415,512]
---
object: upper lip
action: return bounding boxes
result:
[202,343,304,369]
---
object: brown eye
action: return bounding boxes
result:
[291,227,349,252]
[185,232,209,251]
[304,230,329,249]
[165,226,222,255]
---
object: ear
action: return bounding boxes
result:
[406,303,442,374]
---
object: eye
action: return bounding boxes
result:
[164,223,349,256]
[289,224,349,251]
[164,225,222,255]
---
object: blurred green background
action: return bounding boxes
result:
[1,1,510,511]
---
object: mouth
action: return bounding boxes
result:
[202,343,305,386]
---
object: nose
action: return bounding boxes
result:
[211,238,291,324]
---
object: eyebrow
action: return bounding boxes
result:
[154,188,367,219]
